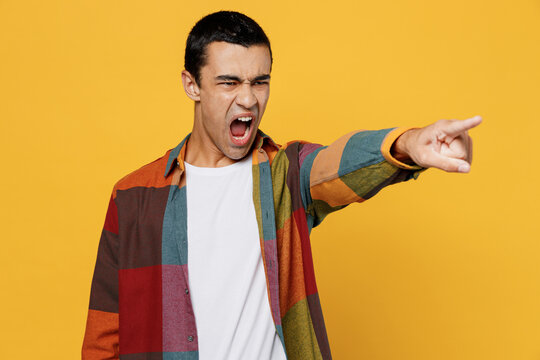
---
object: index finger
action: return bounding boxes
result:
[443,116,483,136]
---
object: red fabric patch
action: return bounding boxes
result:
[299,143,323,168]
[119,265,162,354]
[103,195,118,235]
[264,239,281,325]
[293,208,318,296]
[162,264,199,352]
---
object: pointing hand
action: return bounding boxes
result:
[392,116,483,173]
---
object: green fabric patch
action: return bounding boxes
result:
[308,199,347,228]
[282,298,323,360]
[340,161,398,199]
[271,151,293,231]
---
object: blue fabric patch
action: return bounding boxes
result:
[337,128,393,177]
[163,351,199,360]
[259,161,277,242]
[162,185,187,265]
[276,324,289,359]
[299,146,325,212]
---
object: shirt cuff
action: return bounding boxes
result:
[381,127,424,171]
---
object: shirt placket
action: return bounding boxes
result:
[162,139,200,356]
[255,147,288,357]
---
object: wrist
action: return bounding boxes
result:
[391,129,416,165]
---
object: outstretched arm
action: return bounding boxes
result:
[299,127,426,229]
[298,116,481,229]
[391,116,482,173]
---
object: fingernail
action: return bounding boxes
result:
[458,164,470,173]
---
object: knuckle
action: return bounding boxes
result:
[436,119,449,126]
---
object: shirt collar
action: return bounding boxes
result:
[163,129,280,178]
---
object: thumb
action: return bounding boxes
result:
[424,150,471,173]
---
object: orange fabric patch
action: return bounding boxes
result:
[113,150,173,198]
[310,176,364,207]
[82,309,119,359]
[277,216,308,316]
[265,145,279,164]
[309,131,359,187]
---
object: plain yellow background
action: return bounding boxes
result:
[1,0,539,359]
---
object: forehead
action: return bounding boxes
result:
[202,41,272,79]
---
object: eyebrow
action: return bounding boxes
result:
[215,74,271,82]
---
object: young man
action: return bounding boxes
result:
[82,11,481,360]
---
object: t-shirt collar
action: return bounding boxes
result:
[163,129,279,178]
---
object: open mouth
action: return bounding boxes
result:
[229,116,253,145]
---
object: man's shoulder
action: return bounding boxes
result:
[274,139,324,164]
[261,130,321,153]
[112,148,174,195]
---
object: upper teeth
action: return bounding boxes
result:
[238,117,252,122]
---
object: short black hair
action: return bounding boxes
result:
[184,11,273,85]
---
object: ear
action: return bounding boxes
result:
[181,70,201,101]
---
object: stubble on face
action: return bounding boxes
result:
[186,42,272,167]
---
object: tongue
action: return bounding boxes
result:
[231,120,248,137]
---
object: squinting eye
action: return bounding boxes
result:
[254,81,269,85]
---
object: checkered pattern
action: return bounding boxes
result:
[82,128,424,360]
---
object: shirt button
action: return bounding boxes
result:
[187,335,194,342]
[185,288,189,294]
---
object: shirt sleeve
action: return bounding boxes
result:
[299,127,426,229]
[82,189,120,360]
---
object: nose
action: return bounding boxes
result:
[235,82,257,109]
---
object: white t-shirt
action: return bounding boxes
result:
[185,156,287,360]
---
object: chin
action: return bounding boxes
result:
[225,148,250,161]
[224,142,254,161]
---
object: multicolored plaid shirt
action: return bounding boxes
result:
[82,127,424,360]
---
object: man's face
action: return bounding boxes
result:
[194,41,272,160]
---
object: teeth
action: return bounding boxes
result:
[237,116,252,122]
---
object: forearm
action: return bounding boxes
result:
[300,128,425,227]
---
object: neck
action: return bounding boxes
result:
[184,105,238,168]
